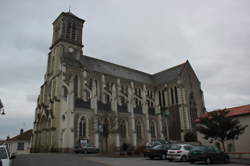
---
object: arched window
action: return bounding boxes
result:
[136,120,142,139]
[163,125,168,138]
[74,76,78,98]
[120,120,127,138]
[71,23,76,41]
[63,86,68,100]
[150,121,156,138]
[189,92,198,129]
[66,22,71,40]
[171,88,174,105]
[83,90,90,101]
[79,117,86,137]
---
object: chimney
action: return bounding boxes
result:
[20,129,24,134]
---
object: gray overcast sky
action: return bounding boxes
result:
[0,0,249,138]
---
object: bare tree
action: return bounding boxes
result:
[95,111,118,152]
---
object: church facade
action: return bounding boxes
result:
[31,12,206,152]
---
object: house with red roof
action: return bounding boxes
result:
[6,129,33,154]
[197,104,250,157]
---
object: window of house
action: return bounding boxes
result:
[0,147,8,159]
[227,143,234,152]
[17,142,25,150]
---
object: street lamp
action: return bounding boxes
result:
[0,99,5,115]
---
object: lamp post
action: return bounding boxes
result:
[0,99,5,115]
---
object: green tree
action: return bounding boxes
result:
[196,109,248,152]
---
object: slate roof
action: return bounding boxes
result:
[8,129,32,142]
[53,11,85,24]
[81,56,154,84]
[152,62,186,85]
[65,55,188,85]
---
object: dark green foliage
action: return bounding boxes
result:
[196,109,248,152]
[184,132,197,142]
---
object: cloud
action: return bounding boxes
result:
[0,0,249,138]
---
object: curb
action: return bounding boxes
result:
[231,159,250,165]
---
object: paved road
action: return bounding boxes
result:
[12,153,105,166]
[85,156,246,166]
[12,153,246,166]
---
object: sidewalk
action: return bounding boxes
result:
[231,158,250,165]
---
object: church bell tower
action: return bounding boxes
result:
[50,12,85,50]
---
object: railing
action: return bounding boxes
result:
[75,99,91,109]
[134,106,143,114]
[118,104,128,113]
[148,107,156,115]
[97,101,111,112]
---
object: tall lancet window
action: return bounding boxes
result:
[150,121,156,138]
[71,22,76,41]
[120,120,127,138]
[136,120,142,139]
[66,22,71,40]
[79,117,86,137]
[74,76,78,98]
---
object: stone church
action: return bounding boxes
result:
[31,12,206,152]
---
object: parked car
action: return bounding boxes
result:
[144,144,171,160]
[189,145,230,164]
[74,144,99,154]
[145,139,170,149]
[0,145,15,166]
[167,144,192,162]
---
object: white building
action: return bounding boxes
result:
[7,129,32,154]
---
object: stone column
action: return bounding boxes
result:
[111,84,120,150]
[91,80,99,148]
[142,85,151,143]
[145,111,151,143]
[63,79,74,151]
[155,91,163,139]
[128,83,136,147]
[163,87,170,140]
[101,75,106,103]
